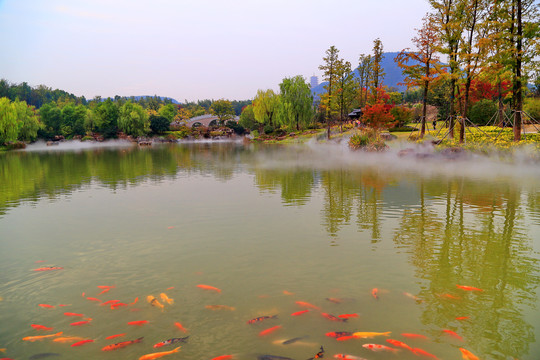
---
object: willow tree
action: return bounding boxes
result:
[396,14,443,138]
[252,89,280,130]
[278,76,313,131]
[319,45,340,139]
[118,101,149,137]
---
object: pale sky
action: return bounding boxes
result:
[0,0,431,101]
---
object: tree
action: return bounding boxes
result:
[0,97,18,144]
[278,75,313,131]
[319,45,340,139]
[252,89,280,130]
[357,54,372,107]
[239,104,258,131]
[149,115,170,134]
[118,101,149,137]
[39,103,62,137]
[362,88,396,130]
[396,14,444,138]
[210,99,235,125]
[158,104,178,122]
[370,38,385,101]
[13,100,41,142]
[94,99,119,138]
[334,59,358,132]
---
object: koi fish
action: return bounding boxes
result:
[403,292,422,301]
[138,346,181,360]
[98,288,110,296]
[307,346,325,359]
[58,304,70,307]
[101,337,143,351]
[70,320,91,326]
[282,290,294,295]
[31,324,53,331]
[412,347,439,359]
[128,320,149,326]
[130,297,139,305]
[97,285,115,289]
[353,331,391,339]
[53,336,86,343]
[456,316,470,321]
[35,260,46,263]
[64,312,84,317]
[321,312,347,322]
[326,331,353,338]
[259,325,282,336]
[28,352,61,359]
[174,322,188,332]
[33,267,63,271]
[106,333,126,340]
[401,333,429,340]
[247,315,278,324]
[334,354,368,360]
[206,305,235,311]
[326,297,342,304]
[166,287,174,290]
[111,302,128,309]
[443,329,463,340]
[23,332,63,342]
[160,293,174,305]
[101,300,120,306]
[147,295,165,310]
[71,339,94,347]
[153,336,189,348]
[212,356,233,360]
[197,284,222,292]
[336,336,356,341]
[371,288,379,299]
[439,293,461,300]
[295,301,320,310]
[456,285,483,292]
[281,336,308,345]
[459,348,479,360]
[362,344,399,352]
[338,313,358,319]
[86,297,101,302]
[291,309,310,316]
[257,356,294,360]
[38,304,55,309]
[386,339,413,351]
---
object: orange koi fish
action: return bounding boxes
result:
[166,287,174,290]
[64,312,84,317]
[160,293,173,305]
[174,322,188,332]
[197,284,222,293]
[353,331,391,339]
[58,304,70,307]
[321,312,347,322]
[130,297,139,305]
[102,337,143,351]
[147,296,165,310]
[456,285,483,292]
[33,267,63,271]
[371,288,379,299]
[128,320,149,326]
[401,333,429,340]
[38,304,55,309]
[71,320,92,326]
[71,339,94,347]
[102,300,120,306]
[111,302,128,309]
[206,305,235,311]
[439,293,461,300]
[456,316,470,321]
[106,333,126,340]
[336,336,356,341]
[53,336,86,343]
[403,292,422,301]
[97,285,115,289]
[247,315,278,324]
[459,348,479,360]
[23,332,63,341]
[386,339,413,351]
[259,325,282,336]
[212,355,233,360]
[326,331,353,338]
[412,347,439,359]
[291,309,310,316]
[98,288,110,296]
[338,313,358,319]
[35,260,46,263]
[362,344,398,352]
[86,297,101,302]
[295,301,320,310]
[138,346,181,360]
[443,329,463,340]
[282,290,294,295]
[31,324,53,331]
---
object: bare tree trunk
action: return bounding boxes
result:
[513,0,523,141]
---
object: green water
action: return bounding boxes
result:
[0,141,539,360]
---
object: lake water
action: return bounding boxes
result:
[1,140,539,360]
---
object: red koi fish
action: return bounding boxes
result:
[101,300,120,306]
[111,302,128,309]
[362,344,398,352]
[97,285,115,289]
[371,288,379,299]
[401,333,429,340]
[247,315,278,324]
[283,290,294,295]
[33,267,63,271]
[456,316,470,321]
[128,320,149,326]
[326,331,353,338]
[291,309,310,316]
[456,285,483,292]
[212,356,233,360]
[130,297,139,305]
[58,304,70,307]
[336,336,356,341]
[197,284,221,293]
[86,297,101,302]
[174,322,188,332]
[412,347,439,359]
[338,313,358,319]
[98,288,110,296]
[31,324,53,331]
[106,333,126,340]
[321,312,347,322]
[71,339,94,347]
[439,293,461,300]
[443,329,463,340]
[259,325,282,336]
[459,348,479,360]
[38,304,55,309]
[295,301,320,310]
[102,337,143,351]
[64,312,84,317]
[71,320,92,326]
[386,339,413,351]
[166,287,174,290]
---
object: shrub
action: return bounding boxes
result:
[468,99,497,125]
[390,106,414,127]
[149,115,170,134]
[524,98,540,123]
[263,125,274,134]
[349,133,370,149]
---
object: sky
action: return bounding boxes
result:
[0,0,432,102]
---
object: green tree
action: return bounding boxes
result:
[278,75,313,131]
[357,54,372,107]
[94,99,119,138]
[252,89,280,130]
[319,45,340,139]
[334,59,358,132]
[158,103,178,122]
[61,104,87,137]
[39,103,62,137]
[210,99,235,125]
[118,101,149,137]
[239,104,258,130]
[149,115,170,134]
[13,100,41,142]
[370,38,386,101]
[0,97,18,144]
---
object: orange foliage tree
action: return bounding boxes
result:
[362,88,397,130]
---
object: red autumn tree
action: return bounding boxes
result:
[362,88,396,130]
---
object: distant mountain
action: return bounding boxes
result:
[311,51,415,99]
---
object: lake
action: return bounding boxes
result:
[1,140,539,360]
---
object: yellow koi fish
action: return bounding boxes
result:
[147,295,165,310]
[53,336,87,343]
[160,293,174,305]
[139,346,181,360]
[352,331,391,339]
[23,331,63,342]
[205,304,235,311]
